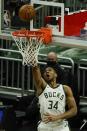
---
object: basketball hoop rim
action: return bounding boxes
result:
[12,30,44,38]
[12,28,52,44]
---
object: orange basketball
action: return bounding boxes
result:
[19,4,36,21]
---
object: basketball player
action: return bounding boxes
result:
[47,52,79,107]
[32,62,77,131]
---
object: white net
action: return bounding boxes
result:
[12,35,43,67]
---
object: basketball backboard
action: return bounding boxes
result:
[0,0,87,49]
[0,0,64,36]
[30,0,64,36]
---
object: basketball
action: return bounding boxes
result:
[18,4,36,21]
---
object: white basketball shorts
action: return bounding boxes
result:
[38,122,70,131]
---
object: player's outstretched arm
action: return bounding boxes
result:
[32,65,46,95]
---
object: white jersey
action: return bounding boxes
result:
[39,84,68,127]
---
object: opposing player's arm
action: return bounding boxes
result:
[32,65,47,95]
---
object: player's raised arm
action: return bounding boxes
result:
[32,65,46,95]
